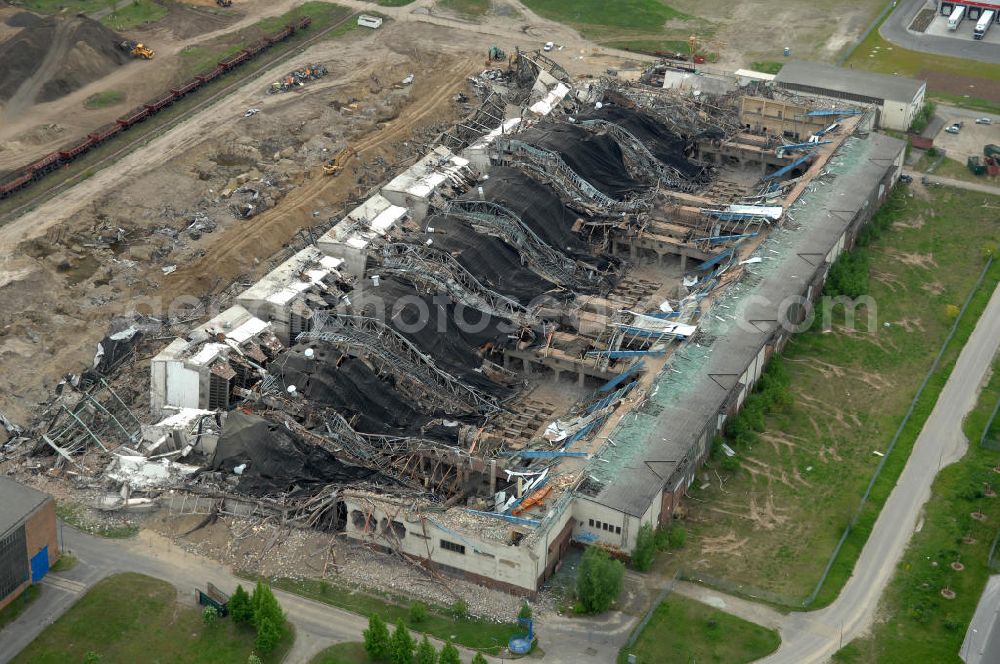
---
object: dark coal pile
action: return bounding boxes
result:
[271,348,458,438]
[0,13,129,103]
[411,215,558,304]
[515,123,650,199]
[579,105,706,180]
[358,277,513,393]
[211,411,393,496]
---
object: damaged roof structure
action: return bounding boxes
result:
[9,52,905,596]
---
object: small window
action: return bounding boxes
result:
[595,520,602,530]
[440,539,466,555]
[588,519,594,527]
[615,526,622,534]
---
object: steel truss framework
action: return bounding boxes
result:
[377,241,538,326]
[298,316,499,415]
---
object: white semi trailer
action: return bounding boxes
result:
[975,10,995,39]
[948,5,965,29]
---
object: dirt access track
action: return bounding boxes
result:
[0,2,649,427]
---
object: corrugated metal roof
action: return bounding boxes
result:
[774,60,925,104]
[0,477,49,538]
[586,133,905,517]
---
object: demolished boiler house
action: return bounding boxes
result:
[12,54,904,596]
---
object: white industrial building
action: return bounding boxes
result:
[773,60,926,131]
[149,306,281,417]
[316,194,408,280]
[380,146,475,222]
[236,246,349,345]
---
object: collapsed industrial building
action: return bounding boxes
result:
[7,54,905,595]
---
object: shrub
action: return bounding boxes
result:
[416,635,438,664]
[824,249,870,298]
[518,602,533,620]
[576,546,625,613]
[202,605,219,627]
[364,614,391,662]
[631,523,656,571]
[83,653,102,664]
[667,526,687,549]
[247,653,263,664]
[945,303,960,320]
[450,599,468,619]
[390,621,415,664]
[471,654,489,664]
[229,584,253,626]
[409,601,428,624]
[439,640,461,664]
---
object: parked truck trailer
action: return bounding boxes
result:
[975,9,995,39]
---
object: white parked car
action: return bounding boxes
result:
[975,117,993,125]
[543,41,554,52]
[944,122,962,134]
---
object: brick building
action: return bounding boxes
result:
[0,478,59,612]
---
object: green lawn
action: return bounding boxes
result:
[750,61,784,74]
[254,575,518,655]
[521,0,698,49]
[11,573,292,663]
[835,354,1000,663]
[15,0,107,14]
[619,594,780,664]
[437,0,490,17]
[311,642,368,663]
[374,0,416,5]
[101,0,168,30]
[83,90,125,110]
[660,185,1000,606]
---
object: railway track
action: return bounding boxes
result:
[0,10,359,226]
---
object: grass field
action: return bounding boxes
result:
[437,0,491,17]
[255,575,518,655]
[658,185,1000,604]
[101,0,168,30]
[310,642,368,663]
[11,573,292,663]
[16,0,108,15]
[618,594,781,664]
[834,355,1000,663]
[83,90,124,110]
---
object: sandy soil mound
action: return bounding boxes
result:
[0,11,129,104]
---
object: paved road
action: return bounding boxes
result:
[0,528,500,664]
[881,0,1000,64]
[755,280,1000,663]
[962,575,1000,663]
[904,167,1000,195]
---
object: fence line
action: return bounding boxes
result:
[980,394,1000,450]
[624,570,680,649]
[837,0,899,66]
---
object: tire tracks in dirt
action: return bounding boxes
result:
[161,59,476,301]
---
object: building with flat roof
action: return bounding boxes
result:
[0,478,58,612]
[774,60,926,131]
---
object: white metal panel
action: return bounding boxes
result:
[165,361,201,409]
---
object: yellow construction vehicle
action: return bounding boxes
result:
[322,146,357,176]
[118,40,154,59]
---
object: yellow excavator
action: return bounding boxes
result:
[322,146,357,176]
[119,40,154,59]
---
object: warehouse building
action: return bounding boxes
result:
[774,60,926,131]
[0,478,58,612]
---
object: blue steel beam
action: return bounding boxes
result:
[585,349,667,359]
[691,232,759,244]
[598,360,645,393]
[464,509,540,527]
[762,151,815,181]
[776,140,830,157]
[516,450,589,458]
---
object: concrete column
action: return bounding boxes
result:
[523,358,532,375]
[577,371,585,387]
[553,369,562,383]
[680,253,688,271]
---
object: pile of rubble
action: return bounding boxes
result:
[269,63,329,94]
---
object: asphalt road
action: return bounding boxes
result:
[881,0,1000,64]
[962,575,1000,664]
[756,280,1000,663]
[0,528,499,664]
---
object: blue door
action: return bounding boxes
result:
[30,546,49,583]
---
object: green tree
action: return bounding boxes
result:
[576,546,625,613]
[390,620,415,664]
[229,584,254,626]
[450,599,467,619]
[255,615,281,654]
[247,653,263,664]
[416,635,438,664]
[518,602,532,620]
[251,582,284,629]
[631,523,656,571]
[364,614,392,661]
[667,525,687,549]
[471,654,488,664]
[438,641,461,664]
